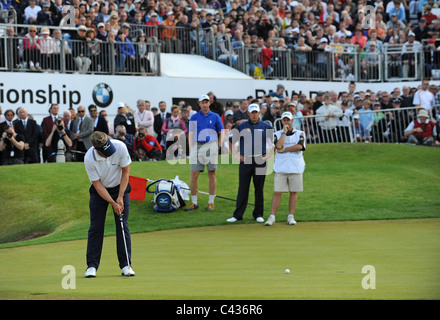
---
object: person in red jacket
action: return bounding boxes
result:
[404,109,437,146]
[256,37,273,77]
[134,126,164,160]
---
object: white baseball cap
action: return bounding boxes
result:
[198,94,210,102]
[281,111,293,120]
[248,103,260,113]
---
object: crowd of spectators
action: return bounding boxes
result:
[1,0,440,79]
[1,80,439,166]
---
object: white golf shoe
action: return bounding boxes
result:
[255,217,265,223]
[287,215,297,225]
[121,266,135,277]
[226,217,238,223]
[265,215,276,226]
[85,267,96,278]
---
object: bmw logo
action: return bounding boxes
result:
[92,83,113,108]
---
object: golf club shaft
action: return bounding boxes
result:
[119,215,131,268]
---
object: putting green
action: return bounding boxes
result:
[0,218,439,300]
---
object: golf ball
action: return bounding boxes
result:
[285,268,290,274]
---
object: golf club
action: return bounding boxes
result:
[119,213,131,272]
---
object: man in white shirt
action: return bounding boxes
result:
[24,0,41,24]
[265,112,306,226]
[315,93,343,143]
[84,131,135,278]
[413,79,434,112]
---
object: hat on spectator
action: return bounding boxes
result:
[41,27,50,34]
[281,111,293,120]
[408,31,416,37]
[225,110,233,117]
[392,98,401,103]
[277,84,284,90]
[122,22,130,28]
[429,38,436,43]
[199,94,210,102]
[118,102,125,109]
[270,104,279,109]
[248,103,260,113]
[320,37,328,43]
[97,22,105,28]
[167,11,174,16]
[78,25,87,31]
[43,1,50,7]
[418,109,429,118]
[117,29,125,35]
[150,12,158,17]
[292,27,299,33]
[353,114,360,119]
[271,97,279,102]
[420,18,426,23]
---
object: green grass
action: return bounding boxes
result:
[0,143,439,248]
[0,219,439,299]
[0,143,439,300]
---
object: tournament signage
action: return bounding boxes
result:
[1,71,429,124]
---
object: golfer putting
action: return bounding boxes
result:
[84,131,135,277]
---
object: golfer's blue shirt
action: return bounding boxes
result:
[230,119,272,156]
[189,110,224,143]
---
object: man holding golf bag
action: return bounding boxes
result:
[84,131,135,278]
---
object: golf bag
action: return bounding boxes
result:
[146,179,186,213]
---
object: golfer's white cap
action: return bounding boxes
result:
[281,111,293,120]
[248,103,260,113]
[199,94,210,102]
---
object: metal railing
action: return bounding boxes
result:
[0,23,435,82]
[0,32,161,75]
[270,106,423,144]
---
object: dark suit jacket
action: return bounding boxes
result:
[154,112,171,143]
[93,115,109,134]
[13,118,40,163]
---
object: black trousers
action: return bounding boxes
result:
[86,183,131,270]
[233,159,266,220]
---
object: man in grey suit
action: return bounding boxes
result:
[72,105,94,161]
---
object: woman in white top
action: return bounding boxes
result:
[135,99,155,136]
[39,27,54,70]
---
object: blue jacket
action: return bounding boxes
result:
[116,37,136,56]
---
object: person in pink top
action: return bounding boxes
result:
[161,105,188,159]
[23,25,41,71]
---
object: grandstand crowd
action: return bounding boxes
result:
[1,0,440,79]
[0,79,439,166]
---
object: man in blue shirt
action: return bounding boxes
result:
[186,94,224,211]
[227,103,273,223]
